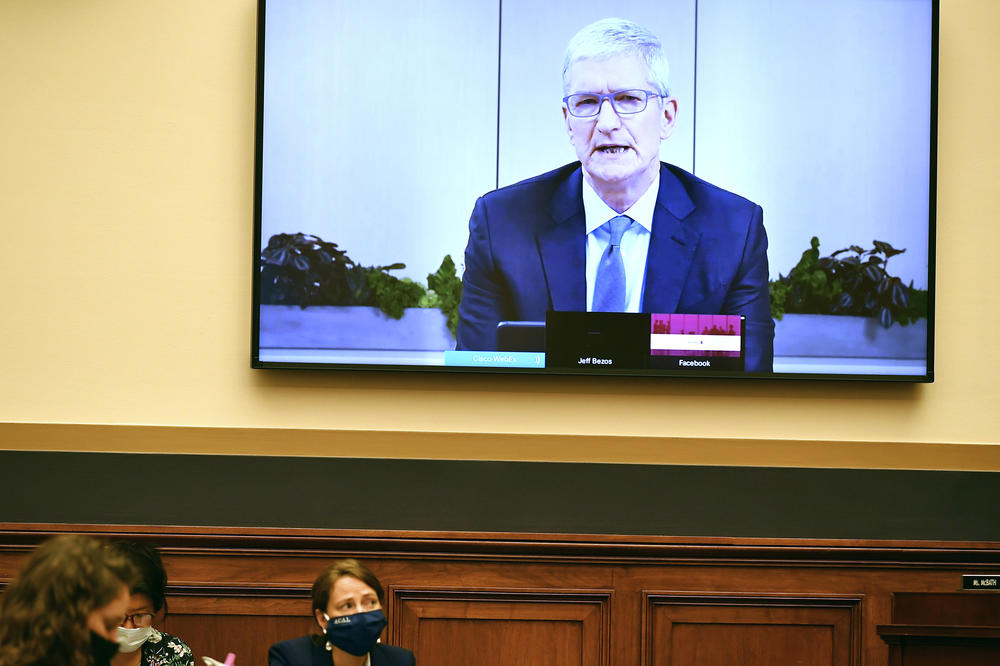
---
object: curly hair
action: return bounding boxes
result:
[0,534,137,666]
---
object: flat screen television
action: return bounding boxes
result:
[252,0,936,381]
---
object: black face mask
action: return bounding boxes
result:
[90,631,120,666]
[324,609,387,656]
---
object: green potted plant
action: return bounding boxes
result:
[769,237,928,360]
[259,233,462,350]
[770,237,926,328]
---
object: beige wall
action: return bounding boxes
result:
[1,1,997,470]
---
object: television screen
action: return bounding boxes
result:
[253,0,936,381]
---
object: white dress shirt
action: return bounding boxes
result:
[583,177,658,312]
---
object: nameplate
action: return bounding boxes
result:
[962,574,1000,590]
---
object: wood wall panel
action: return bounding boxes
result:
[878,592,1000,666]
[393,589,610,666]
[160,587,312,666]
[891,643,1000,666]
[643,594,861,666]
[1,524,998,666]
[890,592,1000,625]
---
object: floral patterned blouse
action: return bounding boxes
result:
[141,628,195,666]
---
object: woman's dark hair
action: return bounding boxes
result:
[309,559,385,644]
[107,540,169,614]
[0,534,138,666]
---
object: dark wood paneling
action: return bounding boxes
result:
[890,642,1000,666]
[161,587,312,666]
[2,524,999,666]
[393,588,610,666]
[891,592,1000,625]
[643,594,861,666]
[878,592,1000,666]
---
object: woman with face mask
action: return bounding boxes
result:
[268,559,415,666]
[106,541,194,666]
[0,534,136,666]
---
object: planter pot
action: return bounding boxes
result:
[773,314,927,359]
[259,305,455,351]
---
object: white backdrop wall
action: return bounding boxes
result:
[695,0,932,287]
[260,0,932,289]
[261,0,499,280]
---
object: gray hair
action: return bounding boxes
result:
[562,18,670,97]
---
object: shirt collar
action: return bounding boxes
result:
[582,174,659,235]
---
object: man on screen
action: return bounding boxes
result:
[456,18,774,372]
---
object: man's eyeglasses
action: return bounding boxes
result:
[562,89,664,118]
[120,612,154,627]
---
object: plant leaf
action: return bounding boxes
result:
[862,264,883,282]
[873,240,906,258]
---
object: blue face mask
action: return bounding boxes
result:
[324,609,387,656]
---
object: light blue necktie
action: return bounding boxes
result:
[592,215,632,312]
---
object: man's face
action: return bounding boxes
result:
[563,53,677,196]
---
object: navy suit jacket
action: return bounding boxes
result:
[456,162,774,372]
[268,636,415,666]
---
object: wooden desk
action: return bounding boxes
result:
[878,592,1000,666]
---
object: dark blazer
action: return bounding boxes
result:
[456,162,774,372]
[268,636,415,666]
